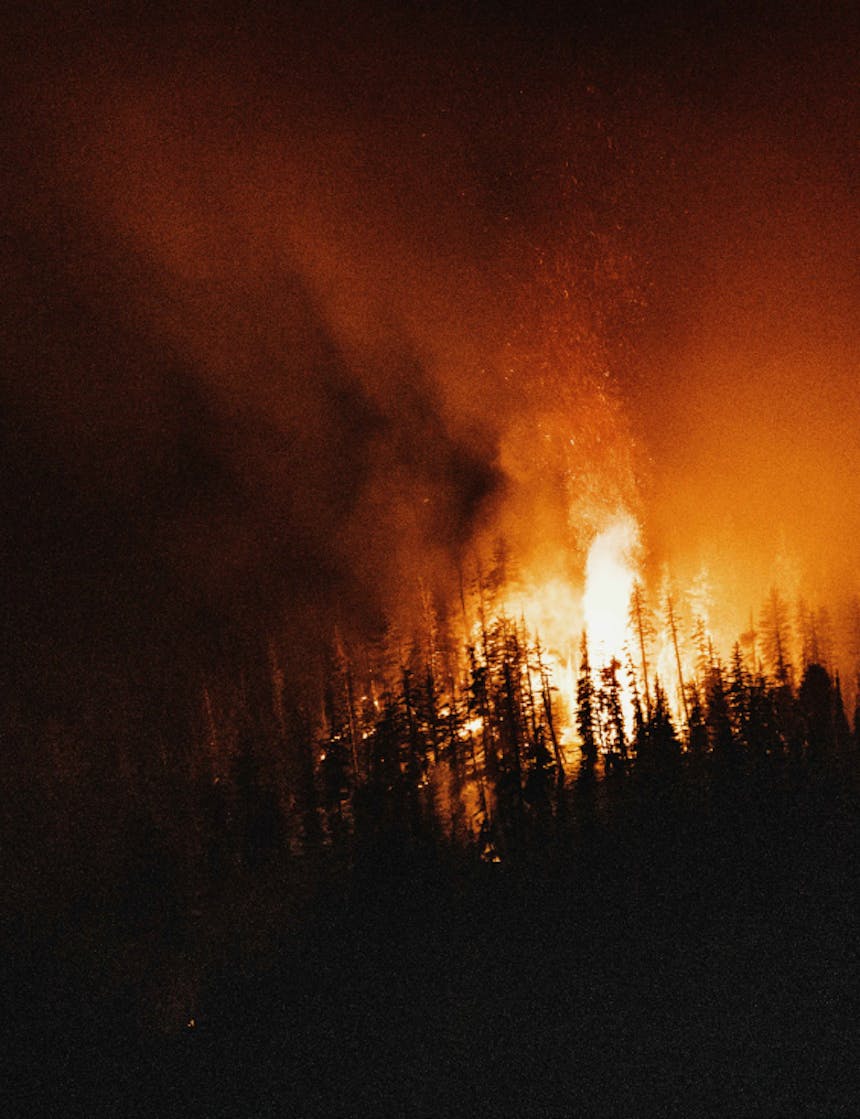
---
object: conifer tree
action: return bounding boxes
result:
[728,642,750,747]
[705,659,734,760]
[832,672,851,752]
[760,587,794,689]
[665,592,690,728]
[626,653,647,757]
[534,637,564,781]
[796,597,814,671]
[599,657,626,767]
[685,682,708,753]
[691,614,712,686]
[648,677,681,768]
[576,631,598,770]
[798,662,834,756]
[629,581,654,718]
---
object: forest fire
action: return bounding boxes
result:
[582,511,640,669]
[490,507,642,741]
[2,5,857,1114]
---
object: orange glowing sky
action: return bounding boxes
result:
[1,3,857,711]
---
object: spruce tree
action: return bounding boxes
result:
[576,631,598,770]
[629,581,654,718]
[599,657,626,768]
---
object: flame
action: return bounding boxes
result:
[582,511,640,666]
[487,509,642,748]
[498,577,581,736]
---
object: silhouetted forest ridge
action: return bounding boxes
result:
[3,576,859,1114]
[3,575,859,929]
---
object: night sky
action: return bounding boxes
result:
[2,2,857,717]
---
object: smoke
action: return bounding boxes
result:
[634,88,858,623]
[1,4,855,723]
[0,10,514,718]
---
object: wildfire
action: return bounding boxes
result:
[498,577,580,726]
[582,511,641,666]
[485,508,643,745]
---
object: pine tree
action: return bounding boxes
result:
[599,657,626,768]
[626,653,647,757]
[760,587,794,689]
[665,592,690,728]
[727,642,750,747]
[798,661,834,757]
[691,614,712,686]
[576,631,598,770]
[534,636,564,781]
[796,597,814,671]
[685,682,708,753]
[629,581,654,718]
[705,659,735,760]
[648,677,681,769]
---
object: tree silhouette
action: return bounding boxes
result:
[665,591,690,729]
[760,587,794,688]
[576,630,598,771]
[685,682,709,753]
[598,657,626,771]
[704,658,735,762]
[645,677,681,771]
[629,581,654,718]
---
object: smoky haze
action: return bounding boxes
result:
[1,4,856,722]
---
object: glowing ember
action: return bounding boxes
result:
[462,716,484,738]
[582,512,641,666]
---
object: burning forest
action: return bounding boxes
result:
[2,3,858,1115]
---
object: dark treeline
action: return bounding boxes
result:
[3,575,860,1115]
[132,578,860,873]
[4,574,860,911]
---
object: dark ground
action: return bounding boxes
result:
[4,761,858,1118]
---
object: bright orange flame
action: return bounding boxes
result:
[499,578,581,739]
[582,511,640,666]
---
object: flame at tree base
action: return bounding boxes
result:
[582,511,641,670]
[488,507,642,748]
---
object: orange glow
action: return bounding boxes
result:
[499,577,580,729]
[582,512,640,667]
[462,716,484,739]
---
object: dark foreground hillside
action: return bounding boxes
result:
[4,755,858,1118]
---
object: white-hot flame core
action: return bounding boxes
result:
[583,512,640,666]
